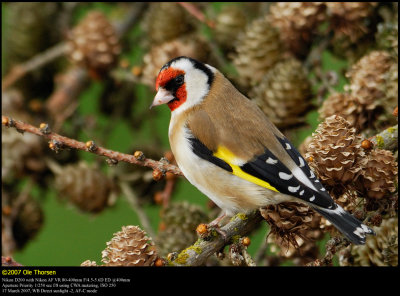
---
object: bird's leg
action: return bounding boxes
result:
[208,211,227,227]
[208,212,229,243]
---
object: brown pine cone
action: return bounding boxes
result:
[261,202,324,256]
[143,2,194,45]
[4,3,62,99]
[305,115,366,190]
[319,92,366,131]
[12,194,44,250]
[54,161,114,213]
[214,5,247,52]
[349,217,398,266]
[269,2,327,58]
[380,62,398,118]
[156,201,208,256]
[251,57,312,129]
[2,90,45,182]
[376,4,398,60]
[102,225,158,266]
[326,2,378,43]
[326,2,378,62]
[67,11,121,76]
[345,50,394,111]
[356,149,398,200]
[232,15,284,88]
[335,190,361,214]
[80,260,98,267]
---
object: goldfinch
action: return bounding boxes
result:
[150,56,375,245]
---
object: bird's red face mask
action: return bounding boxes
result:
[150,68,187,111]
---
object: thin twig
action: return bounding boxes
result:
[1,115,183,176]
[306,237,350,266]
[2,42,70,91]
[178,2,215,28]
[2,256,23,266]
[119,181,156,239]
[45,67,89,131]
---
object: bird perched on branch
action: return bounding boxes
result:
[150,56,375,245]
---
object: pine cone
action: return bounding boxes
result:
[305,115,366,190]
[335,190,360,213]
[380,62,398,118]
[54,161,113,213]
[327,2,378,41]
[156,201,208,256]
[141,34,212,87]
[67,11,121,76]
[232,15,284,88]
[261,202,324,260]
[80,260,98,267]
[251,57,312,129]
[2,90,45,182]
[4,3,61,98]
[350,217,398,266]
[156,226,198,257]
[12,194,44,249]
[345,50,394,111]
[319,92,366,131]
[356,149,398,200]
[143,2,194,45]
[160,201,208,230]
[269,2,327,58]
[214,5,247,52]
[326,2,378,62]
[376,9,398,61]
[102,226,158,266]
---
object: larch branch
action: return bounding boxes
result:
[170,210,264,266]
[1,115,183,177]
[369,124,398,151]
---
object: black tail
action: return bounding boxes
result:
[312,204,375,245]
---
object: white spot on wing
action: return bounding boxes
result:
[310,171,316,179]
[279,172,293,180]
[298,157,305,167]
[288,185,300,193]
[361,224,371,233]
[353,227,364,238]
[333,205,346,216]
[285,143,291,150]
[266,157,278,164]
[300,190,304,196]
[309,195,315,201]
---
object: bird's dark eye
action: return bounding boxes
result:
[175,75,184,85]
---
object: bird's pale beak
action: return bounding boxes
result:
[150,88,175,109]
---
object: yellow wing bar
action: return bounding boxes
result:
[213,146,279,193]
